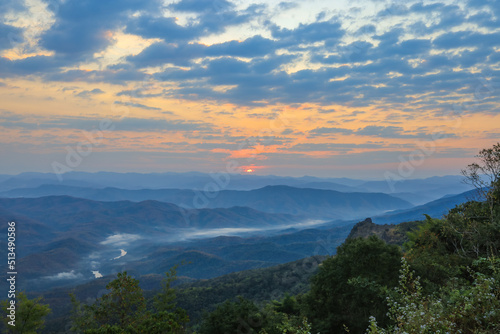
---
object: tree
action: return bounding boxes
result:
[71,270,188,333]
[1,292,51,334]
[95,272,146,329]
[461,142,500,221]
[405,215,471,290]
[367,257,500,334]
[403,145,500,292]
[144,265,189,334]
[366,145,500,333]
[272,294,299,316]
[71,272,146,333]
[199,296,265,334]
[260,296,311,334]
[305,235,402,334]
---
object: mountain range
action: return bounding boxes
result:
[0,194,354,292]
[0,172,473,204]
[0,171,476,294]
[0,184,413,220]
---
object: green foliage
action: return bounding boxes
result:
[380,145,500,332]
[199,296,265,334]
[95,272,146,328]
[259,314,312,334]
[405,215,470,290]
[1,292,51,334]
[151,265,189,331]
[461,142,500,221]
[70,270,188,333]
[260,295,309,334]
[406,200,500,291]
[272,294,299,316]
[199,294,312,334]
[367,257,500,334]
[176,257,323,325]
[70,272,146,333]
[305,235,402,333]
[445,200,500,258]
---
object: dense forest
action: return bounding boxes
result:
[3,143,500,333]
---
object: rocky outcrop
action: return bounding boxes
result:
[347,218,422,246]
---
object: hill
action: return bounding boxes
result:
[0,195,354,292]
[39,255,326,333]
[0,184,413,220]
[372,189,478,224]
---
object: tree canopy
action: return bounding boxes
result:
[1,292,51,334]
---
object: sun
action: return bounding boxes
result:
[242,165,263,173]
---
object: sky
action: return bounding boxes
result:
[0,0,499,178]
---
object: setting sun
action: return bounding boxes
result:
[245,169,254,173]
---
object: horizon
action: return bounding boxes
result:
[0,170,466,181]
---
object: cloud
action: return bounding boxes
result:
[0,113,214,133]
[386,39,432,56]
[43,68,149,84]
[355,125,421,138]
[271,19,345,47]
[194,142,240,150]
[168,0,234,13]
[128,36,277,68]
[127,42,206,67]
[206,35,277,58]
[125,16,203,42]
[0,110,24,121]
[114,117,214,132]
[0,55,67,78]
[126,1,260,43]
[354,126,458,139]
[278,2,299,11]
[40,0,162,59]
[0,23,24,51]
[114,101,161,111]
[309,127,354,135]
[1,0,499,111]
[76,88,105,98]
[355,24,376,37]
[433,31,500,49]
[291,143,383,152]
[484,131,500,139]
[0,0,26,17]
[377,4,409,17]
[116,89,163,98]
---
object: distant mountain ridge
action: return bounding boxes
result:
[372,189,479,224]
[0,194,356,291]
[0,172,473,203]
[0,184,413,220]
[0,195,298,233]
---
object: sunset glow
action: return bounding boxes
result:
[1,0,499,178]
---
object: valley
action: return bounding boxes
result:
[0,172,474,293]
[0,171,483,333]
